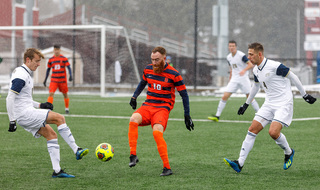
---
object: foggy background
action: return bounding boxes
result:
[1,0,318,95]
[38,0,305,58]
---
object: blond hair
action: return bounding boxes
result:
[24,48,44,63]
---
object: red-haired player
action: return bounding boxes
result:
[128,46,194,176]
[43,45,72,114]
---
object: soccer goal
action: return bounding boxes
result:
[0,25,140,97]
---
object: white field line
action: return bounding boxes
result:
[0,112,319,123]
[38,97,222,103]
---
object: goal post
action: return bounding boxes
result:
[0,25,141,97]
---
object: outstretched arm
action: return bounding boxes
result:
[133,79,147,99]
[286,71,306,96]
[129,79,147,110]
[287,71,316,104]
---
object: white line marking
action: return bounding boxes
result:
[0,112,319,123]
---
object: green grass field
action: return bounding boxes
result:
[0,93,319,190]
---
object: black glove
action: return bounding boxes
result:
[69,75,73,82]
[184,115,194,131]
[238,103,249,115]
[129,98,137,110]
[40,102,54,110]
[8,121,17,132]
[303,94,316,104]
[43,80,47,87]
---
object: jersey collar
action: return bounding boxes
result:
[21,64,32,75]
[258,57,267,71]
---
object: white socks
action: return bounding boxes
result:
[216,100,227,117]
[238,131,257,167]
[275,133,292,155]
[251,99,260,112]
[47,139,61,173]
[58,123,79,154]
[238,131,292,167]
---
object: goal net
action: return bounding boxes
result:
[0,25,140,97]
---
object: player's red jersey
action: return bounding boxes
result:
[47,54,70,83]
[141,63,186,111]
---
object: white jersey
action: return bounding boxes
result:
[253,58,292,106]
[6,64,48,137]
[226,50,250,81]
[7,64,35,120]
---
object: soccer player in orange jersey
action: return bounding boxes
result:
[43,45,72,114]
[128,46,194,176]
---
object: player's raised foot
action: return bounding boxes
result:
[160,167,173,176]
[129,154,139,167]
[283,148,295,170]
[76,148,89,160]
[208,115,219,122]
[52,169,75,178]
[224,158,242,173]
[65,109,69,114]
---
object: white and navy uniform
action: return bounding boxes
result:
[225,50,252,94]
[247,57,306,127]
[6,64,49,138]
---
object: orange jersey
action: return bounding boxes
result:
[47,54,70,83]
[137,63,187,112]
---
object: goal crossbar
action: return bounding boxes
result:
[0,25,141,97]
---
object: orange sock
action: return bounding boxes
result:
[64,98,69,109]
[128,122,139,155]
[47,96,53,104]
[153,130,170,169]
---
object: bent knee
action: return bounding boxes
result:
[130,116,139,123]
[130,113,142,124]
[269,130,280,139]
[56,113,66,124]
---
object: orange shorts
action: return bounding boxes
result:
[134,105,170,131]
[49,82,69,94]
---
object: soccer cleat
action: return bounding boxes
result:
[160,167,173,176]
[52,169,75,178]
[76,148,89,160]
[224,158,242,173]
[283,148,295,170]
[129,154,139,167]
[65,109,69,114]
[207,115,219,122]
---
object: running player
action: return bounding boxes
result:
[43,45,72,114]
[208,40,259,122]
[224,42,317,173]
[7,48,88,178]
[128,46,194,176]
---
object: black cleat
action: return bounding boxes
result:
[129,154,139,167]
[160,167,173,176]
[65,109,69,114]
